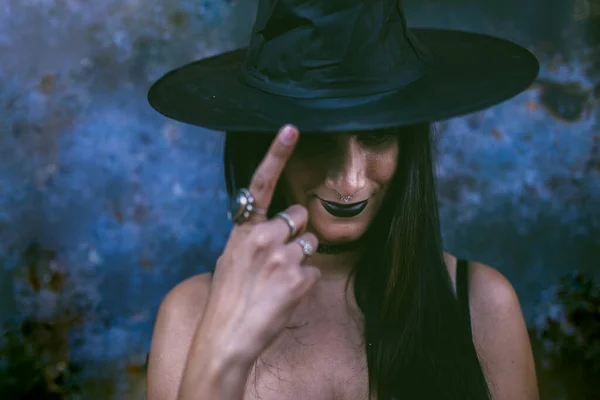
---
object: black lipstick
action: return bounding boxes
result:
[319,199,368,218]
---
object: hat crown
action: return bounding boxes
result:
[240,0,433,98]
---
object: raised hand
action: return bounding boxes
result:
[177,125,321,400]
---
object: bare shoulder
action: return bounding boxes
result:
[467,261,521,323]
[441,253,524,322]
[466,261,539,400]
[146,272,213,400]
[154,272,213,331]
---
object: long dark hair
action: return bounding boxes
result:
[223,124,491,400]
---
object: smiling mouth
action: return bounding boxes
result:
[319,198,369,218]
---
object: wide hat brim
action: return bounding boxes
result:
[148,28,539,133]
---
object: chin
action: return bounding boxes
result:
[311,224,367,244]
[307,204,371,244]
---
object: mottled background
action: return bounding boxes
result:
[0,0,598,398]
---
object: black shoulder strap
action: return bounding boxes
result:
[456,259,472,335]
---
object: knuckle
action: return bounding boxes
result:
[267,250,288,266]
[229,224,250,243]
[251,170,276,193]
[285,268,305,289]
[248,226,272,250]
[289,204,308,220]
[271,142,291,159]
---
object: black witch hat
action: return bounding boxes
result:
[148,0,539,132]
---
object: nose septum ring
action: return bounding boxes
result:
[334,190,354,203]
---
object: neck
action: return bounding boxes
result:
[296,250,363,324]
[317,239,363,255]
[306,245,363,283]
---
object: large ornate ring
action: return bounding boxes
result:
[275,211,297,238]
[295,237,313,257]
[227,188,267,224]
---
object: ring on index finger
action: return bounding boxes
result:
[227,188,268,224]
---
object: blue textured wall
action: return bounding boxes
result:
[0,0,598,397]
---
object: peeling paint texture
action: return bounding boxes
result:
[0,0,598,397]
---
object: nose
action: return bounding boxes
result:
[324,136,366,197]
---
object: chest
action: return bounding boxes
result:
[242,317,372,400]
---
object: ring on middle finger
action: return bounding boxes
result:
[275,211,297,238]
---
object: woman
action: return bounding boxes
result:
[145,0,539,399]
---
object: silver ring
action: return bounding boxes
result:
[295,237,313,256]
[227,188,267,224]
[275,211,297,238]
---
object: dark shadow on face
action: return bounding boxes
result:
[280,129,400,245]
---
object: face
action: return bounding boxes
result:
[281,130,399,245]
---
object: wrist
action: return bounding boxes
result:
[205,337,256,373]
[178,339,254,400]
[194,307,262,367]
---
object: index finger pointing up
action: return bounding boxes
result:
[247,125,299,219]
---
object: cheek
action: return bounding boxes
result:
[281,158,323,201]
[367,146,398,183]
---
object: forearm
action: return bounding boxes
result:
[177,326,255,400]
